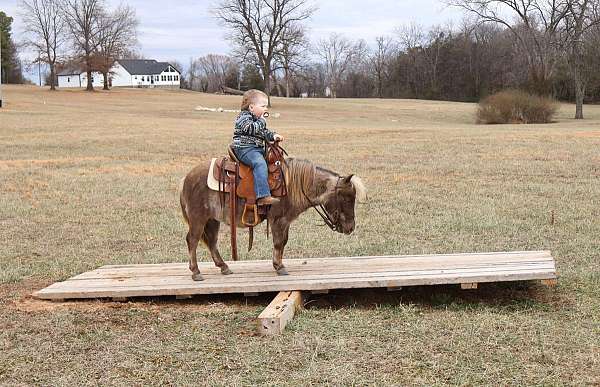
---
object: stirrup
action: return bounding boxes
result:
[241,204,260,227]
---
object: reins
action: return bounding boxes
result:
[300,176,342,232]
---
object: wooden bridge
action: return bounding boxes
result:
[34,250,557,300]
[33,250,557,334]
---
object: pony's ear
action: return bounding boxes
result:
[343,174,354,184]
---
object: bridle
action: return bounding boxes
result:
[301,176,343,233]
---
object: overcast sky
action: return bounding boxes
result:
[2,0,465,80]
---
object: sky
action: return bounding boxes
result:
[2,0,465,82]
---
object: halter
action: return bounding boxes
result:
[301,176,343,232]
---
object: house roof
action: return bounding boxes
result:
[117,59,180,75]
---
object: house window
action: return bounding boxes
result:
[175,75,179,81]
[134,76,137,80]
[67,77,70,82]
[155,75,159,81]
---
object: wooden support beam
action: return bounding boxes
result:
[460,282,478,290]
[257,291,303,335]
[540,278,558,287]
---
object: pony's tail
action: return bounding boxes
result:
[178,177,189,226]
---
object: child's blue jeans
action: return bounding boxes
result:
[233,146,271,199]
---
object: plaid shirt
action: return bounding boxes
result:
[231,110,276,148]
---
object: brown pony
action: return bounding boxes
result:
[179,158,367,281]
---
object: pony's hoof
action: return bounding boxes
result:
[221,267,233,275]
[191,273,204,281]
[276,267,289,276]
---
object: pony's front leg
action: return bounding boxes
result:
[271,221,290,275]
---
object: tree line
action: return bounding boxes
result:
[188,0,600,119]
[5,0,138,91]
[5,0,600,118]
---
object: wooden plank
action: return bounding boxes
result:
[41,263,557,290]
[69,258,556,280]
[461,282,478,289]
[257,291,303,335]
[99,250,552,269]
[79,251,554,273]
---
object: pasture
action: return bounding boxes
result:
[0,85,599,385]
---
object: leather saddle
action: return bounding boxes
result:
[211,142,287,260]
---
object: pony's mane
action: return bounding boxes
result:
[284,158,317,209]
[284,158,368,208]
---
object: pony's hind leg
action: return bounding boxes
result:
[202,219,232,275]
[186,221,206,281]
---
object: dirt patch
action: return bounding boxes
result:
[572,131,600,138]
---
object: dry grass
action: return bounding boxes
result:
[1,85,599,385]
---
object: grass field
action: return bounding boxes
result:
[1,85,599,385]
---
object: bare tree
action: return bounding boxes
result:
[559,0,600,118]
[193,54,237,92]
[395,23,427,97]
[19,0,66,91]
[447,0,569,95]
[96,4,137,90]
[275,22,309,97]
[214,0,316,105]
[62,0,105,91]
[314,33,366,98]
[370,36,395,98]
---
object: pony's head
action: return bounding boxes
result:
[323,174,368,234]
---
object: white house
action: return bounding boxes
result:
[57,59,181,89]
[57,68,104,88]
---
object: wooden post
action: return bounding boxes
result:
[460,282,478,290]
[257,291,303,335]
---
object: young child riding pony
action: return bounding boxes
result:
[231,89,284,205]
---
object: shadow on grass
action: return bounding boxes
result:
[302,282,570,313]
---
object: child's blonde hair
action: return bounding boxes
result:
[241,89,268,111]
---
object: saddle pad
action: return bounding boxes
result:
[207,158,221,191]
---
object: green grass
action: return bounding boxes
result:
[0,85,599,385]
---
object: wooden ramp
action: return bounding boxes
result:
[33,251,557,300]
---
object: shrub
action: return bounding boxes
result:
[477,90,558,124]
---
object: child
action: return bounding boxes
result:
[231,89,284,205]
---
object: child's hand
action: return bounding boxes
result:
[274,134,284,142]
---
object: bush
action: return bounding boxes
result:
[477,90,558,124]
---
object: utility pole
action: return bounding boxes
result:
[38,51,42,87]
